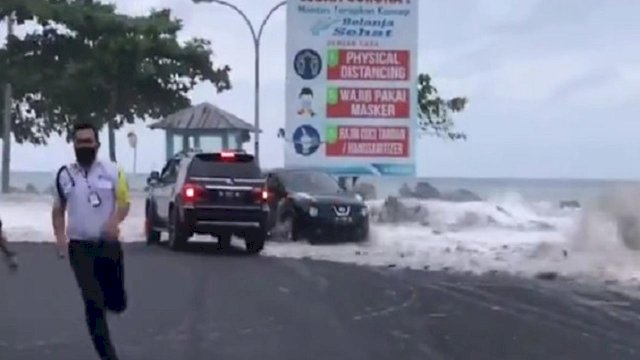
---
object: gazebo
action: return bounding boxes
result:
[149,102,257,161]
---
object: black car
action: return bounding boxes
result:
[145,151,268,253]
[264,168,369,243]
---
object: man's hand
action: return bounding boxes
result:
[104,217,120,241]
[55,234,68,259]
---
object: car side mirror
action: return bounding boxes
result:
[337,177,348,191]
[147,171,160,185]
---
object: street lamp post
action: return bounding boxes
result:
[193,0,287,166]
[127,131,138,174]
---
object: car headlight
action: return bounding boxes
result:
[360,206,368,216]
[296,192,316,201]
[308,206,319,217]
[355,194,363,201]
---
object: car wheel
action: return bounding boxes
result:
[280,214,301,242]
[245,230,266,255]
[168,207,188,251]
[145,203,161,246]
[355,226,370,243]
[217,233,232,250]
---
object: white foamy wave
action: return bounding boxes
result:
[0,193,146,242]
[3,191,640,289]
[366,195,572,233]
[545,185,640,282]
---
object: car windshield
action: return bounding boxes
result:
[278,171,342,194]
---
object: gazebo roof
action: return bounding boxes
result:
[148,102,257,132]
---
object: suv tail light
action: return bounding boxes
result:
[182,183,204,203]
[253,187,269,202]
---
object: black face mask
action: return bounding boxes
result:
[74,147,97,167]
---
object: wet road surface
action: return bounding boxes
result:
[1,242,640,360]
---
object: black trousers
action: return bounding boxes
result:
[69,240,127,360]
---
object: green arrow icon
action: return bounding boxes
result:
[327,49,339,68]
[326,124,338,144]
[327,87,339,105]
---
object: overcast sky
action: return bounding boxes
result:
[2,0,639,179]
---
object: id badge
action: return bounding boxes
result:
[88,191,102,207]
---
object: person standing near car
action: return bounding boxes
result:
[0,219,18,270]
[51,123,131,360]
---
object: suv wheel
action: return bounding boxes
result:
[168,207,189,251]
[217,233,232,250]
[245,230,266,255]
[145,203,161,246]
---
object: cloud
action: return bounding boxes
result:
[474,0,542,27]
[3,0,640,178]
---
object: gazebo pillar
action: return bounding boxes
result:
[181,133,189,152]
[222,132,229,150]
[165,131,174,161]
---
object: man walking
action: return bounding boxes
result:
[51,123,131,360]
[0,219,18,270]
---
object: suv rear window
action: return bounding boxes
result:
[187,153,262,178]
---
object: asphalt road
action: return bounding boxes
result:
[2,242,640,360]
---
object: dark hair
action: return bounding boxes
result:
[299,87,314,97]
[72,123,99,143]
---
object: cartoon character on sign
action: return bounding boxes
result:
[297,87,316,117]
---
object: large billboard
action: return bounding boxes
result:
[285,0,418,176]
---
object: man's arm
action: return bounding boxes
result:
[52,166,70,254]
[52,199,67,249]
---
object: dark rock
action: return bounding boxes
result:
[535,271,558,281]
[528,220,556,231]
[398,183,413,198]
[496,206,512,217]
[414,181,441,199]
[560,200,581,209]
[354,182,377,200]
[441,188,483,202]
[376,196,428,224]
[457,212,482,228]
[24,183,39,194]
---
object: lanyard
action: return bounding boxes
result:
[57,164,96,195]
[78,165,94,191]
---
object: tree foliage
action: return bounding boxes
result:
[0,0,231,160]
[417,73,468,141]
